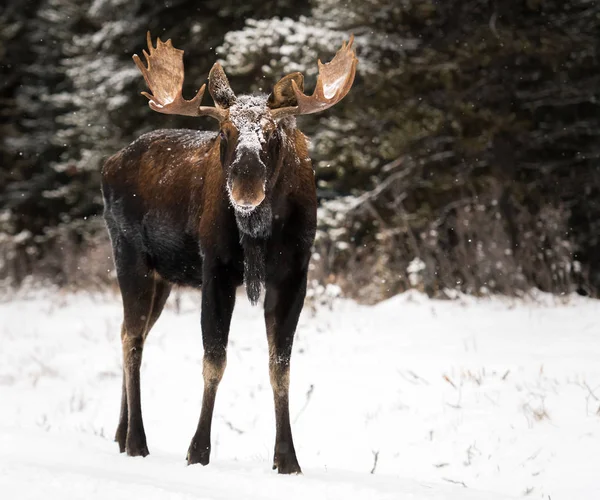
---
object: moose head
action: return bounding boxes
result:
[133,32,358,215]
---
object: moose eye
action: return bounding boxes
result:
[219,130,227,142]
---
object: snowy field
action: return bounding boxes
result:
[1,288,599,499]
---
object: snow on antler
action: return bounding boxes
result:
[270,36,358,119]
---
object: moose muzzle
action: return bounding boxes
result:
[230,179,265,211]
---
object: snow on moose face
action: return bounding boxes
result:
[219,95,280,215]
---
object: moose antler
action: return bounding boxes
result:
[133,32,226,121]
[269,36,358,119]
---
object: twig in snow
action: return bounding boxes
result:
[485,394,499,406]
[583,382,600,401]
[444,377,463,409]
[502,369,510,380]
[398,370,429,385]
[174,290,181,314]
[370,450,379,474]
[443,374,457,389]
[223,419,244,435]
[30,356,59,378]
[581,381,600,415]
[293,384,315,423]
[524,399,550,423]
[523,448,542,464]
[464,443,480,466]
[408,370,429,385]
[442,478,467,488]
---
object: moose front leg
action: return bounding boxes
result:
[264,267,308,474]
[187,262,237,466]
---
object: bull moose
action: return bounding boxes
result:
[101,32,357,474]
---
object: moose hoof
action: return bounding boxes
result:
[125,429,149,457]
[115,425,127,453]
[126,442,149,457]
[273,452,302,475]
[187,439,210,466]
[127,443,149,457]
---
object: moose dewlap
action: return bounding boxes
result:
[101,32,357,474]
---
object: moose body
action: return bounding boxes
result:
[102,126,315,291]
[101,33,356,474]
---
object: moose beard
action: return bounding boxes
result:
[240,235,266,305]
[236,203,271,305]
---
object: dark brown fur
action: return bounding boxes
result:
[102,118,316,473]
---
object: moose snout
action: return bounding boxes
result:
[229,179,265,211]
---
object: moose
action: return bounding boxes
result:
[101,32,357,474]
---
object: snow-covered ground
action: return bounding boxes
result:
[1,289,599,499]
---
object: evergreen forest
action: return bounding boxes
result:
[1,0,599,301]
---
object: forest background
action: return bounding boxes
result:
[1,0,599,302]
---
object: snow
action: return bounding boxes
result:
[228,94,269,159]
[1,289,600,499]
[322,74,345,99]
[220,17,419,79]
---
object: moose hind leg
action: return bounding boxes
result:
[115,365,128,453]
[264,267,307,474]
[113,240,171,456]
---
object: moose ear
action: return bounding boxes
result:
[208,63,236,109]
[267,72,304,109]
